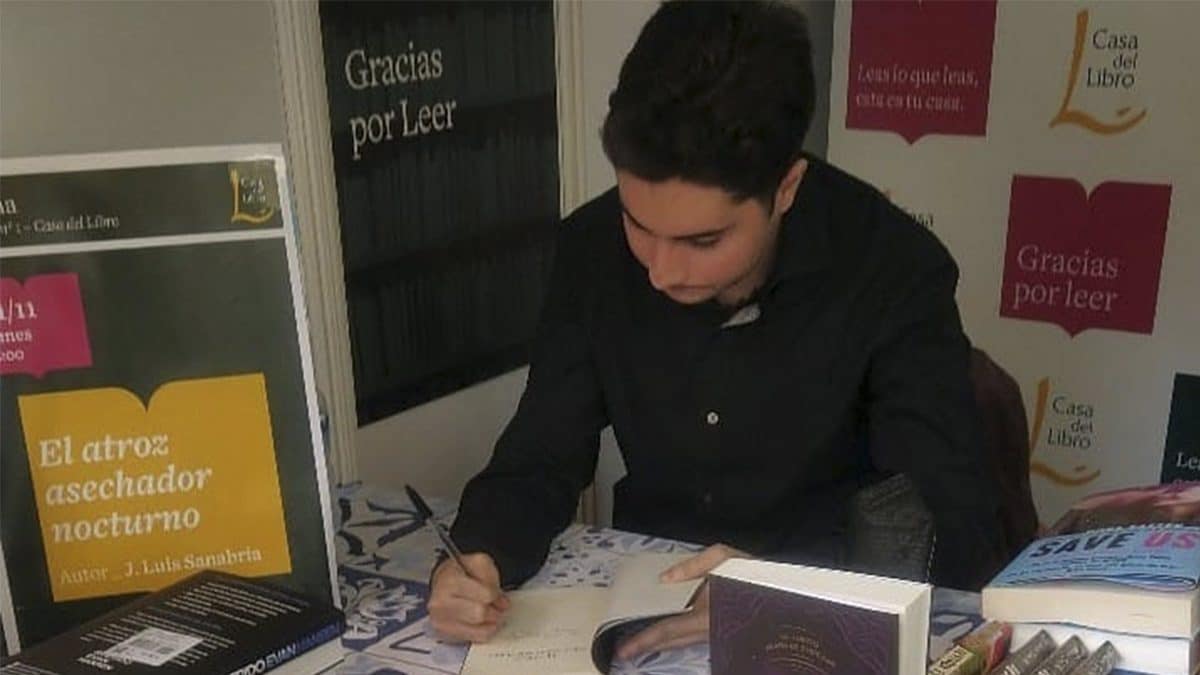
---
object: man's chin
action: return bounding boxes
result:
[662,287,715,305]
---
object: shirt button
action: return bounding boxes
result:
[705,411,720,426]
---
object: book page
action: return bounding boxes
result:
[600,552,703,630]
[460,587,608,675]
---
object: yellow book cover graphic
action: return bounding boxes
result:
[18,373,292,601]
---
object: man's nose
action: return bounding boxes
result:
[647,240,686,290]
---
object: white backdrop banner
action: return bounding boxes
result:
[828,0,1200,522]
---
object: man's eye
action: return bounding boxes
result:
[688,237,720,248]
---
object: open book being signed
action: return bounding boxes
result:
[460,552,704,675]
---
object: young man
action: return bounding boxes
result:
[427,0,1004,659]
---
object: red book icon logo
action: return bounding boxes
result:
[845,0,998,143]
[1000,176,1171,337]
[0,273,93,378]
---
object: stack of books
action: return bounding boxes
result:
[0,570,344,674]
[982,524,1200,675]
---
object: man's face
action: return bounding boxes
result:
[617,165,803,307]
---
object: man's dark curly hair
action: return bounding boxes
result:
[601,0,815,207]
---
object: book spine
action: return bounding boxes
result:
[994,630,1054,675]
[1031,636,1087,675]
[927,644,983,675]
[1064,642,1117,675]
[956,621,1012,672]
[225,616,344,675]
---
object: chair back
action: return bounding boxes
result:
[970,347,1039,559]
[847,348,1039,584]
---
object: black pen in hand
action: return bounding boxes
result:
[404,484,479,582]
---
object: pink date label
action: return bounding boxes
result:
[0,273,93,377]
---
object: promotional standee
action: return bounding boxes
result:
[828,0,1200,521]
[0,146,338,652]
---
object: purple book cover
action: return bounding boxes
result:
[710,575,899,675]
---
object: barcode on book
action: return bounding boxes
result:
[104,627,203,666]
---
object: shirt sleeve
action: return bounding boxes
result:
[449,221,608,589]
[865,250,1007,590]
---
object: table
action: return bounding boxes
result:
[333,482,987,674]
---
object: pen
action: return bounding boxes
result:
[404,484,477,581]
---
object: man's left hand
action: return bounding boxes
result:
[615,544,749,661]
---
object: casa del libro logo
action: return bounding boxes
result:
[1051,8,1147,134]
[1029,378,1102,487]
[228,163,277,226]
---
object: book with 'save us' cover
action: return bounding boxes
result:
[0,570,344,674]
[709,558,931,675]
[982,525,1200,639]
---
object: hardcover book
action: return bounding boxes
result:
[709,558,930,675]
[0,569,344,674]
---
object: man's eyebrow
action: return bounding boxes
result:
[620,205,651,233]
[620,205,730,241]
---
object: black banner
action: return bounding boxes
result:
[319,0,560,423]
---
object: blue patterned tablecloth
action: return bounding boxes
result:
[334,483,985,674]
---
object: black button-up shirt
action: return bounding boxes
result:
[452,158,1003,590]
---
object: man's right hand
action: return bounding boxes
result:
[427,553,510,643]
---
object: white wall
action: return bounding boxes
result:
[0,0,283,157]
[355,368,529,501]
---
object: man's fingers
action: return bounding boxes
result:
[427,552,509,642]
[428,595,506,626]
[442,573,505,606]
[688,581,710,610]
[461,552,502,588]
[434,555,505,607]
[429,616,502,644]
[615,611,706,660]
[661,544,745,582]
[646,630,709,654]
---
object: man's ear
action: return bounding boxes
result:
[772,158,809,217]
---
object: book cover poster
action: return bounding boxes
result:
[710,576,898,675]
[0,147,337,652]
